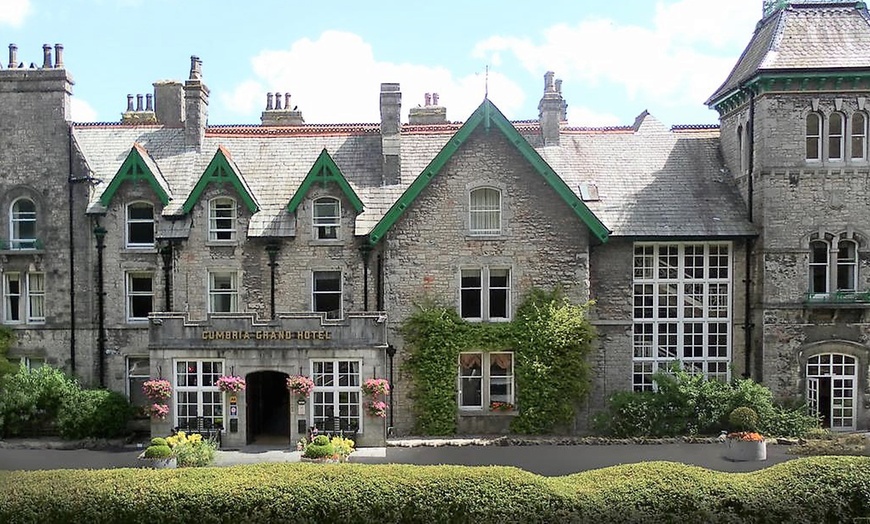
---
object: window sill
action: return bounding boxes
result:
[206,241,239,248]
[461,317,512,323]
[121,247,158,254]
[0,248,44,256]
[459,409,518,417]
[466,234,504,241]
[308,239,344,247]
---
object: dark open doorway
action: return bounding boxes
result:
[246,371,290,445]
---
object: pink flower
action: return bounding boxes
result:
[149,403,169,420]
[142,379,172,401]
[216,375,246,392]
[366,400,387,418]
[362,378,390,397]
[287,375,315,397]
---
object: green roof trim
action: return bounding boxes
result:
[99,145,170,207]
[367,99,610,245]
[287,149,364,214]
[181,146,259,214]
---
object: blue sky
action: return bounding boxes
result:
[1,0,762,127]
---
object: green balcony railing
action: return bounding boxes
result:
[0,238,44,251]
[804,290,870,305]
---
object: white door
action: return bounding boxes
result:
[806,354,857,431]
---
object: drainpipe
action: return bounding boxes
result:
[376,254,384,311]
[386,344,396,433]
[67,129,76,375]
[94,224,107,387]
[160,242,173,311]
[743,85,756,380]
[360,244,372,311]
[266,242,280,320]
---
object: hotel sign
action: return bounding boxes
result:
[201,330,333,341]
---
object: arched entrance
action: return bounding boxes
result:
[807,354,857,431]
[246,371,290,445]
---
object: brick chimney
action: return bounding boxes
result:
[409,92,447,125]
[183,56,209,151]
[538,71,565,146]
[261,91,305,126]
[380,83,401,186]
[0,43,73,121]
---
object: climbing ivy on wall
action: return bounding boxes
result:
[402,289,595,435]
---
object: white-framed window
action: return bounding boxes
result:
[809,234,859,295]
[828,112,845,161]
[311,360,361,433]
[3,272,43,324]
[126,202,155,248]
[175,359,224,428]
[26,272,44,323]
[469,187,501,236]
[313,271,342,319]
[126,272,154,322]
[126,357,150,412]
[17,356,45,370]
[10,198,37,250]
[208,197,236,242]
[632,243,732,391]
[460,267,511,321]
[458,352,514,410]
[851,112,867,160]
[313,197,340,240]
[208,271,239,313]
[806,112,822,161]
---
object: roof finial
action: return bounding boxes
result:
[485,65,489,100]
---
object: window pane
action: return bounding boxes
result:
[313,271,342,319]
[489,269,510,319]
[852,113,867,160]
[806,113,821,160]
[829,112,844,160]
[469,188,501,235]
[460,269,482,319]
[314,198,340,240]
[209,199,236,241]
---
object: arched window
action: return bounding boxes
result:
[469,187,501,236]
[828,112,845,161]
[208,197,236,241]
[851,112,867,160]
[808,233,861,297]
[126,202,155,248]
[836,239,858,291]
[10,198,37,250]
[806,113,821,161]
[313,197,340,240]
[809,239,830,295]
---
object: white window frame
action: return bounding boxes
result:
[3,272,22,323]
[458,352,515,410]
[632,243,732,391]
[809,234,860,296]
[208,271,239,313]
[313,197,341,240]
[26,272,44,324]
[126,201,155,248]
[469,187,501,236]
[807,353,857,431]
[18,357,45,370]
[311,359,361,433]
[208,197,237,242]
[806,112,822,162]
[312,270,343,320]
[174,359,224,428]
[459,267,511,321]
[126,272,154,322]
[851,112,868,160]
[10,198,37,250]
[828,111,845,162]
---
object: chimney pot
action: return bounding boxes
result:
[42,44,52,68]
[136,94,144,112]
[274,92,282,110]
[433,93,439,106]
[8,44,17,69]
[54,44,63,68]
[555,79,562,94]
[285,93,291,110]
[266,92,273,110]
[189,55,202,80]
[544,71,555,92]
[127,94,134,112]
[425,93,431,106]
[145,93,153,111]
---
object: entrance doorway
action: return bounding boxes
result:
[806,354,857,431]
[246,371,290,445]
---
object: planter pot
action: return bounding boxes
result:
[725,438,767,462]
[138,452,177,469]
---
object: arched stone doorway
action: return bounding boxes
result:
[807,353,857,431]
[246,371,290,445]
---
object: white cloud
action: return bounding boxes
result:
[221,31,526,124]
[568,106,622,127]
[71,97,98,122]
[473,0,759,123]
[0,0,31,26]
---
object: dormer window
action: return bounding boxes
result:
[126,202,155,248]
[10,198,37,250]
[469,187,501,236]
[208,197,236,241]
[828,112,845,161]
[313,197,340,240]
[806,113,821,161]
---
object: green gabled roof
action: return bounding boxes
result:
[287,149,364,214]
[99,143,170,207]
[368,99,610,245]
[181,146,259,214]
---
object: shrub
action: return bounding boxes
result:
[150,437,168,446]
[312,435,330,446]
[728,407,759,432]
[141,444,172,459]
[56,388,132,439]
[331,436,355,460]
[166,431,216,467]
[1,458,869,523]
[303,436,335,459]
[0,365,79,438]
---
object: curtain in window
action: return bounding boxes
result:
[470,188,500,235]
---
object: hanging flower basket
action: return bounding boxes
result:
[216,375,246,393]
[142,379,172,401]
[361,378,390,397]
[148,403,169,420]
[366,400,387,418]
[287,375,315,397]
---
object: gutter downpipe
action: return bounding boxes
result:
[160,242,173,311]
[94,224,107,387]
[266,242,280,320]
[743,85,756,380]
[67,129,77,375]
[360,244,372,311]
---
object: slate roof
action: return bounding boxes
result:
[708,1,870,105]
[71,107,755,240]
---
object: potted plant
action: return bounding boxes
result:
[286,375,315,400]
[366,400,387,418]
[724,406,767,461]
[216,375,246,393]
[142,379,172,401]
[138,437,176,469]
[301,435,337,463]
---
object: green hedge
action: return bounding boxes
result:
[2,457,869,523]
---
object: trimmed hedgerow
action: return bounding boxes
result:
[1,457,869,523]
